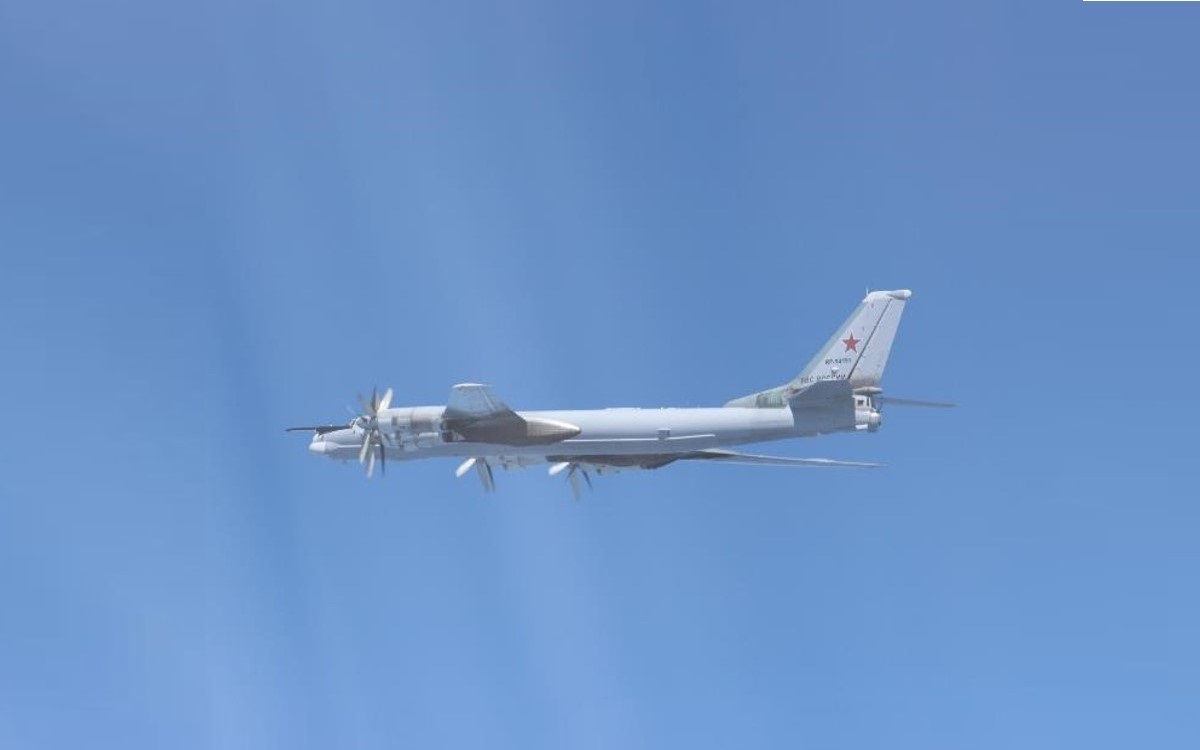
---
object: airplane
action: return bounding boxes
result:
[287,289,951,498]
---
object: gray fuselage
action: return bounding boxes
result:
[309,403,867,463]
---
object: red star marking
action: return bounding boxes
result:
[842,333,860,352]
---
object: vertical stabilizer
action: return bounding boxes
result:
[796,289,910,389]
[725,289,911,407]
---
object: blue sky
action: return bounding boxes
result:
[2,0,1198,747]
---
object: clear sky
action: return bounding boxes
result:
[2,0,1198,748]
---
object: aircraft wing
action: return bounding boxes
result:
[444,383,516,420]
[535,448,879,500]
[542,449,881,471]
[680,448,881,468]
[444,384,581,445]
[453,448,878,498]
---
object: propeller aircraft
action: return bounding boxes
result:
[288,289,950,498]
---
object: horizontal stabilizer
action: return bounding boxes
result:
[787,379,853,407]
[686,448,881,469]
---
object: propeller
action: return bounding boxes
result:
[876,396,956,408]
[855,386,956,410]
[456,457,495,492]
[549,462,592,501]
[355,387,393,478]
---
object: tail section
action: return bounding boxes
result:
[725,289,911,408]
[798,289,909,389]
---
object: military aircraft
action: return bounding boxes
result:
[288,289,950,498]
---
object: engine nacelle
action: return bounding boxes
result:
[381,406,449,450]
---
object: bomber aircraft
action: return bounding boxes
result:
[288,289,950,498]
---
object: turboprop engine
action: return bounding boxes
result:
[378,405,450,449]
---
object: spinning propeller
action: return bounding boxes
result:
[875,396,956,408]
[355,387,393,478]
[549,461,593,501]
[856,386,956,410]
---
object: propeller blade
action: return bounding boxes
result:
[370,386,379,414]
[377,442,385,476]
[456,457,478,478]
[378,388,393,412]
[582,469,593,489]
[359,432,373,464]
[568,469,582,502]
[548,461,571,477]
[475,460,495,492]
[365,443,377,478]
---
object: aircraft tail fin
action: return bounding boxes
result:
[800,288,910,389]
[725,289,911,407]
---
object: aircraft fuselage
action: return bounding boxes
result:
[308,404,868,463]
